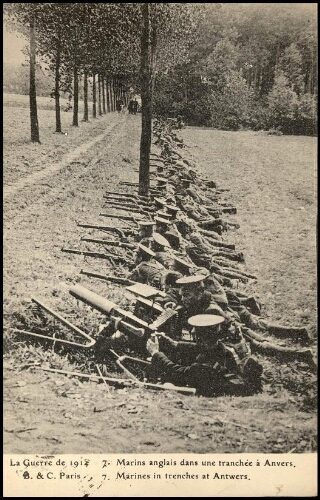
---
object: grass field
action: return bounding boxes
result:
[3,94,317,458]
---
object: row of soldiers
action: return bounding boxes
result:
[71,118,314,396]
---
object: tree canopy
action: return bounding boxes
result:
[4,2,317,142]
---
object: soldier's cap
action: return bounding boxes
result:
[191,267,211,277]
[154,216,171,225]
[167,166,177,174]
[153,232,171,248]
[138,221,156,227]
[188,314,225,328]
[175,160,187,168]
[165,196,176,205]
[188,169,197,177]
[156,211,172,220]
[137,244,156,257]
[156,177,168,185]
[154,197,166,206]
[176,274,205,286]
[174,257,194,272]
[165,204,180,213]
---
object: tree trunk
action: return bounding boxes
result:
[108,79,111,111]
[98,73,102,115]
[72,65,79,126]
[92,73,97,118]
[29,20,40,143]
[102,75,106,113]
[113,79,116,111]
[123,86,127,106]
[139,3,153,196]
[83,71,89,121]
[55,40,62,133]
[106,77,111,112]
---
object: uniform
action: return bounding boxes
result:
[148,314,263,396]
[168,275,229,338]
[231,305,310,343]
[128,260,165,288]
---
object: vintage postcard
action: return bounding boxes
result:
[3,3,317,497]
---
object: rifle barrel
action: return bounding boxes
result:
[61,248,130,263]
[103,198,152,208]
[80,269,136,285]
[81,237,136,249]
[105,191,151,201]
[99,213,146,222]
[38,367,196,394]
[102,204,149,214]
[77,223,135,234]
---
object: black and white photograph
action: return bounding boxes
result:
[3,3,317,497]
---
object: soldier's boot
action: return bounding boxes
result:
[240,296,261,316]
[236,306,261,330]
[242,357,263,393]
[266,324,312,345]
[222,207,237,214]
[219,251,245,263]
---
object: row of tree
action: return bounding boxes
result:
[5,3,199,194]
[153,3,317,135]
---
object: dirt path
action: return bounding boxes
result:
[4,116,125,201]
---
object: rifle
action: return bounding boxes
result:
[120,182,164,193]
[77,222,136,237]
[103,194,154,207]
[108,349,196,395]
[134,168,157,175]
[81,237,136,249]
[80,269,138,285]
[61,248,131,265]
[104,191,152,202]
[99,212,147,223]
[39,367,134,388]
[101,202,152,215]
[79,272,170,318]
[119,181,140,187]
[38,366,196,394]
[103,197,154,208]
